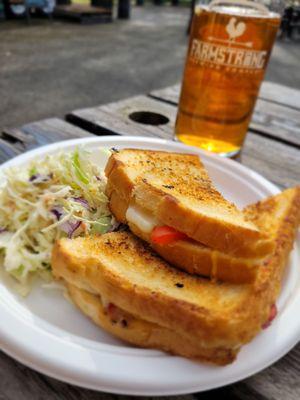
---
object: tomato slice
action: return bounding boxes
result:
[151,226,188,245]
[262,304,277,329]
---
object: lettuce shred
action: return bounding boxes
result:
[0,147,112,295]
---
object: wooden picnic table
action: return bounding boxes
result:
[0,81,299,400]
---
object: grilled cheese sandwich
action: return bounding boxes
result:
[51,186,300,364]
[105,149,275,283]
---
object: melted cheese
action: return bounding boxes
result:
[126,206,157,233]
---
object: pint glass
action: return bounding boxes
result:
[175,0,281,156]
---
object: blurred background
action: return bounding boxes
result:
[0,0,299,131]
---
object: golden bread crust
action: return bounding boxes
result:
[52,232,252,348]
[67,283,237,365]
[128,220,259,284]
[133,180,273,257]
[110,187,266,283]
[234,187,300,329]
[105,149,274,258]
[51,186,300,364]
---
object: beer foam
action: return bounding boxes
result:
[196,5,280,19]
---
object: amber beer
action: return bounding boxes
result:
[175,4,280,156]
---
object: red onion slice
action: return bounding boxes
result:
[60,220,81,238]
[72,197,89,209]
[51,206,64,221]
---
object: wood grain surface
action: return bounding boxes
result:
[241,133,300,188]
[0,118,91,164]
[0,83,299,400]
[67,95,176,139]
[68,94,299,189]
[259,81,300,110]
[149,82,300,147]
[150,81,300,110]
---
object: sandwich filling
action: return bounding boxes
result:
[126,206,157,234]
[126,205,188,245]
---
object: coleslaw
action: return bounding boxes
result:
[0,147,114,295]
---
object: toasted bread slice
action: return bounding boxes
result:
[67,283,236,365]
[105,149,273,257]
[123,187,300,284]
[112,189,261,284]
[129,220,260,284]
[53,232,253,349]
[244,187,300,301]
[52,187,300,355]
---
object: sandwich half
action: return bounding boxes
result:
[66,283,235,364]
[105,149,275,283]
[52,187,300,365]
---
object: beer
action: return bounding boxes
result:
[175,3,280,156]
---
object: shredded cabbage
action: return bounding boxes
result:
[0,147,113,295]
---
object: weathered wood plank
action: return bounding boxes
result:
[149,84,300,147]
[238,343,300,400]
[0,348,196,400]
[260,81,300,110]
[0,350,119,400]
[241,133,300,188]
[2,128,36,146]
[67,96,176,139]
[248,98,300,147]
[0,138,23,164]
[196,342,300,400]
[150,83,181,105]
[2,118,92,155]
[150,81,300,110]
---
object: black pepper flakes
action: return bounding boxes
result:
[163,185,174,189]
[175,283,184,288]
[110,147,119,153]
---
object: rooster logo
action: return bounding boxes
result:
[208,17,253,48]
[226,17,246,42]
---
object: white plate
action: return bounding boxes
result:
[0,136,299,396]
